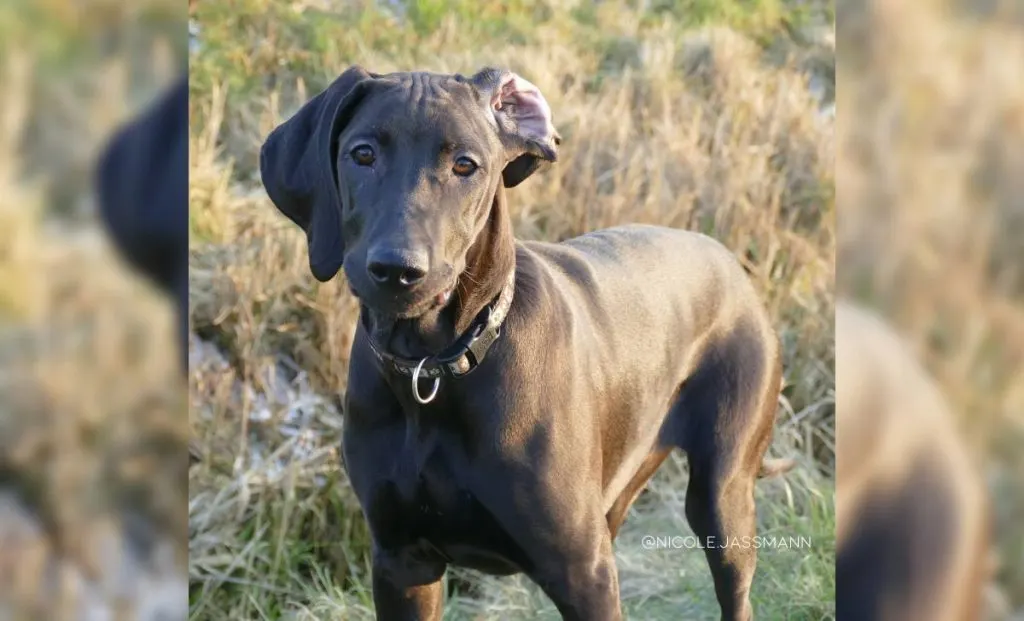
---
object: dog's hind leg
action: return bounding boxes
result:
[668,321,782,621]
[683,448,762,621]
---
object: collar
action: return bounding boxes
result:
[366,269,516,380]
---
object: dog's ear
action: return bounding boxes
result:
[260,66,376,282]
[473,69,561,188]
[96,77,188,295]
[96,76,189,373]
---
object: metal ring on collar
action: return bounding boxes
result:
[411,356,441,404]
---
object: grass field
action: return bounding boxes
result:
[187,1,836,619]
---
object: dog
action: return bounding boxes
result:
[836,301,991,621]
[260,66,793,621]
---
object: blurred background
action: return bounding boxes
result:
[188,0,834,619]
[837,0,1023,617]
[0,0,187,619]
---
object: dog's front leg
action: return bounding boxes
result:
[371,575,443,621]
[525,520,623,621]
[370,548,445,621]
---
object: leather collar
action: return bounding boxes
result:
[366,270,515,379]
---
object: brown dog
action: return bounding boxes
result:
[836,301,991,621]
[260,66,791,620]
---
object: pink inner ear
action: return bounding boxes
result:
[492,73,556,146]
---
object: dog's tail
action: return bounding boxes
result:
[758,457,796,479]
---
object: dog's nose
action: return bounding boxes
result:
[366,248,429,288]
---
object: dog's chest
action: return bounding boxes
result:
[363,441,526,575]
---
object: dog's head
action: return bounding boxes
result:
[260,66,559,317]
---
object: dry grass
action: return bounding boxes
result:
[188,1,835,619]
[0,1,187,618]
[837,0,1024,614]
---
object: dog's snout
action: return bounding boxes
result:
[366,247,429,288]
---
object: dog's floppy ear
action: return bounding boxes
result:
[96,77,188,295]
[472,68,561,188]
[96,76,188,372]
[260,66,376,282]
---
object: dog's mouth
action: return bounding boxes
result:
[434,287,454,307]
[349,282,455,319]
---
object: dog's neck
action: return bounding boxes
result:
[367,185,516,359]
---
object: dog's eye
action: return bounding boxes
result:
[452,156,478,177]
[351,145,376,166]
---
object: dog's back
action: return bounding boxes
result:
[836,302,990,621]
[522,223,776,400]
[517,223,779,506]
[522,223,772,346]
